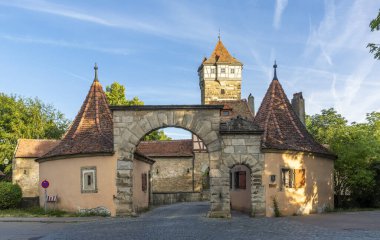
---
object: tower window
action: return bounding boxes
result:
[230,69,235,74]
[221,68,226,73]
[211,68,215,74]
[221,89,225,94]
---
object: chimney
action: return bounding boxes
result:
[248,93,255,117]
[291,92,305,125]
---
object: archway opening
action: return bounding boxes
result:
[230,164,252,214]
[132,127,210,212]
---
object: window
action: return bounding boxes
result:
[221,68,226,73]
[222,110,230,116]
[211,68,215,74]
[281,168,305,188]
[81,167,97,193]
[221,89,225,94]
[230,69,235,74]
[234,171,246,189]
[142,173,147,192]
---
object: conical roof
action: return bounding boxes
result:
[254,72,334,157]
[39,65,113,160]
[203,40,242,65]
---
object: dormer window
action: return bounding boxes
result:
[230,69,235,74]
[221,68,226,73]
[211,68,215,74]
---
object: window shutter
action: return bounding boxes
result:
[295,169,305,188]
[239,171,246,189]
[142,173,147,192]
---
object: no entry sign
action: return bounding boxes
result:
[41,180,49,189]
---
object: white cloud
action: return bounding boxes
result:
[273,0,288,29]
[303,0,380,122]
[0,0,217,43]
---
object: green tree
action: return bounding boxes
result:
[0,94,69,179]
[306,109,380,208]
[367,9,380,60]
[105,82,143,106]
[105,82,171,141]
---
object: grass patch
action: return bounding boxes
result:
[0,207,73,217]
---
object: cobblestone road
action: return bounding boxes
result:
[39,202,380,240]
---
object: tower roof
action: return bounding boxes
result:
[203,40,242,65]
[254,66,334,157]
[39,65,113,160]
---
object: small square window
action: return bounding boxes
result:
[230,69,235,74]
[221,68,226,73]
[222,110,230,116]
[221,89,225,94]
[81,167,97,193]
[211,68,215,74]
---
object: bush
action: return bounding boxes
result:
[0,182,22,209]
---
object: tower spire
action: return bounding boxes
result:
[273,60,278,80]
[218,28,221,41]
[94,63,98,82]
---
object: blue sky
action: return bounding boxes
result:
[0,0,379,139]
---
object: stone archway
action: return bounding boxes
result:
[111,105,231,217]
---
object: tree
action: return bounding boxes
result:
[105,82,171,141]
[105,82,143,106]
[0,94,70,179]
[307,109,380,208]
[367,9,380,60]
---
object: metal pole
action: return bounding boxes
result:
[44,189,47,213]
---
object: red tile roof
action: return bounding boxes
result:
[254,79,334,157]
[39,77,113,160]
[15,139,61,158]
[203,40,242,65]
[209,99,254,122]
[137,140,193,157]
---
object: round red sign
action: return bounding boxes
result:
[41,180,49,189]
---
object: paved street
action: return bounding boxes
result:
[1,202,380,240]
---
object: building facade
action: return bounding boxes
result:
[13,39,335,217]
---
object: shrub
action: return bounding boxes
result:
[273,197,281,217]
[0,182,22,209]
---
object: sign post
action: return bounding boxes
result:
[41,180,49,213]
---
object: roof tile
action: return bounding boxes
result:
[15,139,61,158]
[137,140,193,157]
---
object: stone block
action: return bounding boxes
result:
[138,118,152,133]
[202,131,218,145]
[117,170,132,178]
[231,139,245,145]
[247,145,260,154]
[234,146,247,154]
[122,116,133,123]
[223,146,234,154]
[157,112,168,126]
[117,160,133,170]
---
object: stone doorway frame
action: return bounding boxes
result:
[111,105,232,218]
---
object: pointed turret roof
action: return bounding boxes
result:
[203,39,242,65]
[39,64,113,160]
[254,63,334,157]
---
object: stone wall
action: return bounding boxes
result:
[112,106,226,217]
[151,156,194,192]
[221,134,266,216]
[202,80,241,104]
[193,152,210,191]
[12,157,39,197]
[152,192,209,205]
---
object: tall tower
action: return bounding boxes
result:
[198,38,243,104]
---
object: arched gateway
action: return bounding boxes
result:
[111,105,266,217]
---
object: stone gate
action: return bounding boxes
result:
[111,105,265,217]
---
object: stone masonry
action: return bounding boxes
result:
[112,105,230,217]
[221,134,265,216]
